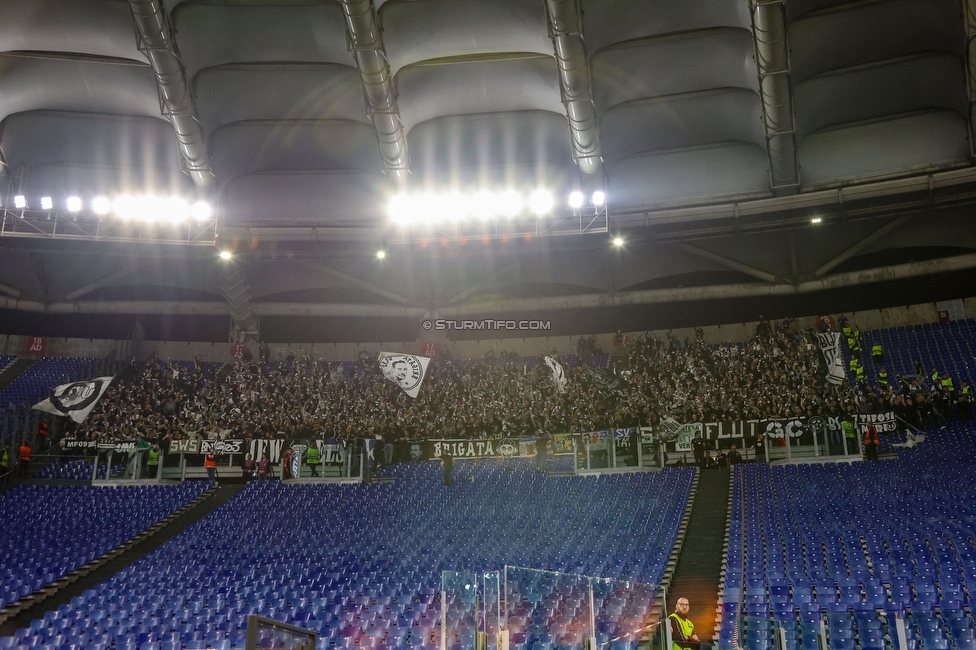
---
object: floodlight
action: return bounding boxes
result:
[190,201,212,221]
[219,250,232,260]
[568,191,584,209]
[66,197,82,212]
[811,216,822,224]
[40,197,53,210]
[528,189,554,215]
[13,195,26,209]
[137,195,167,222]
[376,250,386,259]
[92,197,111,215]
[472,191,499,220]
[612,237,624,247]
[499,190,523,218]
[441,192,469,221]
[113,195,137,219]
[591,190,606,207]
[389,194,421,225]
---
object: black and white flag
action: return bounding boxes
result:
[815,332,845,385]
[32,376,114,423]
[378,352,430,398]
[544,356,568,394]
[583,363,628,397]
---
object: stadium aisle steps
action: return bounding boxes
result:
[0,360,34,395]
[667,468,731,643]
[0,482,240,637]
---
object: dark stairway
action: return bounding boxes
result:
[0,483,245,635]
[666,468,731,643]
[0,359,35,394]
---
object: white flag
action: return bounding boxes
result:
[544,356,568,394]
[815,332,845,386]
[378,352,430,398]
[32,376,114,423]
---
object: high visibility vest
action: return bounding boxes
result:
[842,421,856,439]
[1,448,7,468]
[942,378,955,392]
[306,447,320,465]
[148,449,160,466]
[856,365,866,380]
[878,372,889,386]
[19,445,31,462]
[841,326,852,338]
[850,359,859,372]
[933,372,941,384]
[871,344,883,356]
[864,427,879,445]
[205,454,216,468]
[963,386,973,400]
[669,614,695,650]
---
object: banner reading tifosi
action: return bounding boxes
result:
[855,411,897,434]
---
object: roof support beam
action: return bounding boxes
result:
[813,215,915,277]
[544,0,603,184]
[751,0,800,194]
[339,0,409,175]
[2,251,976,316]
[675,242,782,283]
[305,262,411,304]
[0,280,22,299]
[128,0,214,186]
[59,263,144,302]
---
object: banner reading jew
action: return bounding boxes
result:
[816,332,846,385]
[32,377,115,423]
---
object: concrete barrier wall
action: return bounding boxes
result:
[2,297,974,363]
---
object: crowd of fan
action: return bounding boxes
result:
[54,318,873,448]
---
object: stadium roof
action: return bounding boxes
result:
[0,0,975,341]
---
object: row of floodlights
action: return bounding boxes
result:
[4,195,212,222]
[388,189,605,225]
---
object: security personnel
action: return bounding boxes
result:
[18,441,31,478]
[306,441,320,478]
[863,424,879,462]
[878,367,889,389]
[669,598,699,650]
[871,343,884,364]
[147,445,161,479]
[204,452,217,482]
[960,381,973,420]
[848,334,862,360]
[37,419,50,451]
[842,419,858,455]
[941,373,956,401]
[932,368,941,387]
[850,358,860,379]
[841,322,853,341]
[855,362,867,385]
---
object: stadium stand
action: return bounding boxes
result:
[723,424,976,649]
[0,356,15,377]
[0,483,211,613]
[0,358,101,412]
[0,460,691,650]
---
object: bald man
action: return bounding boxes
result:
[669,598,704,650]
